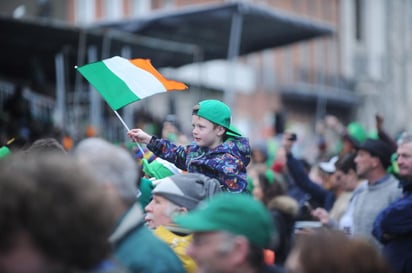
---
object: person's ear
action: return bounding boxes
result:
[371,156,380,168]
[216,126,226,137]
[169,206,188,218]
[230,236,249,265]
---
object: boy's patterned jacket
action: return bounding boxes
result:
[147,136,251,192]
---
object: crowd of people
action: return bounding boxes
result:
[1,99,411,273]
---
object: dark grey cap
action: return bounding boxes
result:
[152,173,222,210]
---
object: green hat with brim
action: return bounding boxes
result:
[173,192,273,248]
[196,100,242,137]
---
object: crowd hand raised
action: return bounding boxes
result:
[127,129,152,144]
[375,113,384,131]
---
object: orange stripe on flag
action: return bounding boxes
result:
[130,59,188,91]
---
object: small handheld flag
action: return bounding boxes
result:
[76,56,188,110]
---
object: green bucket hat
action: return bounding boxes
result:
[173,192,274,248]
[142,158,181,179]
[195,100,242,137]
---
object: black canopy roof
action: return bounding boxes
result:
[0,16,193,92]
[0,2,333,91]
[96,2,334,65]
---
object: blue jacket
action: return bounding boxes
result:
[373,188,412,273]
[147,136,251,192]
[286,153,335,211]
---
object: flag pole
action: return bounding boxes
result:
[113,110,146,156]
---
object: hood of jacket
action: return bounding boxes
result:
[212,136,251,166]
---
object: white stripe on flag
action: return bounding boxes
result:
[103,56,166,99]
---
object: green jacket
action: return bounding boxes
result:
[109,204,185,273]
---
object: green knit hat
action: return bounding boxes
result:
[173,192,274,248]
[195,100,241,137]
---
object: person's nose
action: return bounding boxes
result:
[145,201,153,213]
[192,127,198,136]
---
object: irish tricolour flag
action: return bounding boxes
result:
[76,56,188,110]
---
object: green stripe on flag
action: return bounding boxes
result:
[77,61,140,110]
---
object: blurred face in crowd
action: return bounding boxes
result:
[187,231,246,273]
[248,169,263,201]
[335,169,358,191]
[252,180,263,202]
[342,138,356,155]
[145,195,180,229]
[162,121,178,140]
[327,172,343,192]
[355,150,378,179]
[251,148,267,164]
[192,115,225,149]
[332,170,346,190]
[397,141,412,180]
[318,171,337,190]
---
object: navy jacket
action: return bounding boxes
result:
[373,186,412,273]
[286,153,335,211]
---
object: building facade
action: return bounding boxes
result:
[1,0,411,155]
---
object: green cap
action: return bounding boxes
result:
[142,158,181,179]
[173,192,274,248]
[196,100,241,137]
[0,146,10,160]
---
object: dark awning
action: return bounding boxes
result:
[0,2,333,92]
[280,83,360,109]
[95,2,334,67]
[0,16,83,90]
[0,16,196,93]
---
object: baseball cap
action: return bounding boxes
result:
[173,192,274,248]
[318,156,338,174]
[152,173,222,210]
[194,100,241,137]
[357,138,393,169]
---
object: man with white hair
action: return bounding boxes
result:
[73,137,185,273]
[145,173,222,273]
